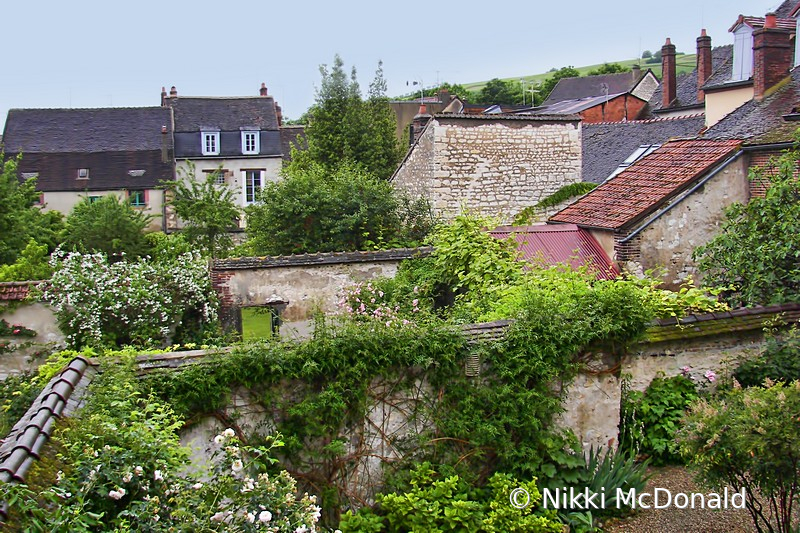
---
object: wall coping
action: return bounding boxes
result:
[212,247,432,271]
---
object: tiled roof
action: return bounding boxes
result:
[776,0,800,17]
[0,281,43,302]
[550,138,742,230]
[531,92,640,116]
[167,96,280,132]
[0,357,96,489]
[650,46,733,111]
[280,126,306,161]
[490,224,620,280]
[544,71,643,105]
[2,108,173,153]
[582,115,706,184]
[729,14,796,33]
[704,67,800,143]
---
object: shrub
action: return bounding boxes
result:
[677,380,800,533]
[734,325,800,387]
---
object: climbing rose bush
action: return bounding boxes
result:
[44,249,218,348]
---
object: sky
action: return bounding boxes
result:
[0,0,787,130]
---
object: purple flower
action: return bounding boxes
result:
[704,370,717,383]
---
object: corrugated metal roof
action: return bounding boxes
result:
[549,139,742,230]
[490,224,620,280]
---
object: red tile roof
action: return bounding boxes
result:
[549,139,742,230]
[0,281,43,302]
[490,224,620,280]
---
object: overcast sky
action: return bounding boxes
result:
[0,0,785,130]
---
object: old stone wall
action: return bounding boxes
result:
[634,155,748,287]
[1,288,65,380]
[211,249,431,331]
[393,116,581,224]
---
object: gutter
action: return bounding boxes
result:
[620,149,745,243]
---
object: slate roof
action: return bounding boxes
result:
[550,138,742,230]
[776,0,800,17]
[0,357,96,489]
[167,96,280,132]
[489,224,620,280]
[704,67,800,143]
[729,14,796,33]
[544,71,643,105]
[650,46,734,112]
[280,125,306,161]
[2,108,173,153]
[531,92,642,116]
[582,115,706,184]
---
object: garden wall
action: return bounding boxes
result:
[211,248,431,335]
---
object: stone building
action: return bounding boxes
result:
[391,111,582,223]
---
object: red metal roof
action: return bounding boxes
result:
[549,138,742,230]
[490,224,620,280]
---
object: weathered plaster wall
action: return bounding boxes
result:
[634,156,749,287]
[0,303,64,380]
[43,190,165,232]
[393,116,581,224]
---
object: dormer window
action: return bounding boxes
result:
[732,24,754,81]
[77,168,90,179]
[201,131,220,155]
[241,131,260,155]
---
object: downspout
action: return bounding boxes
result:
[620,149,744,243]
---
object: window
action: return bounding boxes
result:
[244,170,264,203]
[203,168,228,185]
[77,168,90,179]
[201,131,220,155]
[732,26,754,81]
[129,190,146,207]
[241,131,260,154]
[88,196,102,203]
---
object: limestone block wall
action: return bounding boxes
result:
[634,156,748,287]
[393,116,581,224]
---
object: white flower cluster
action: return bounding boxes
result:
[45,249,218,347]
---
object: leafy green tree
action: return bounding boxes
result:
[163,162,241,258]
[61,195,152,261]
[539,66,581,101]
[291,55,403,180]
[476,78,523,105]
[588,62,629,75]
[0,156,63,265]
[0,239,52,281]
[642,50,653,59]
[694,147,800,306]
[245,162,432,255]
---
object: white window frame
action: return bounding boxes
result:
[732,26,754,81]
[243,169,264,204]
[201,131,220,155]
[241,131,260,155]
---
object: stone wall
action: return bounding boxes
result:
[211,248,431,333]
[393,115,582,223]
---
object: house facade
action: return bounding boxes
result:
[161,85,285,229]
[392,112,582,223]
[2,107,174,231]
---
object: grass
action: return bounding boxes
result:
[241,307,275,341]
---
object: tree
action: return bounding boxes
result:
[244,162,433,256]
[291,55,403,180]
[539,66,581,102]
[61,195,152,261]
[476,78,523,105]
[163,162,241,258]
[587,63,629,76]
[0,155,63,265]
[694,146,800,307]
[641,50,653,59]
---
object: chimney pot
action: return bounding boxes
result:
[260,82,268,96]
[765,12,777,28]
[169,86,177,98]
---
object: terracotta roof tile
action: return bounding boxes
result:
[549,138,742,230]
[0,281,43,302]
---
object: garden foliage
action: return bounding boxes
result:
[44,248,218,348]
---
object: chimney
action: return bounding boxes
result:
[275,103,283,126]
[631,64,641,82]
[161,125,169,163]
[160,86,167,107]
[260,82,268,96]
[410,103,431,147]
[697,29,712,102]
[661,38,677,108]
[753,12,793,100]
[169,86,177,98]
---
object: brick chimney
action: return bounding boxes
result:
[169,86,177,98]
[410,103,431,146]
[696,29,712,102]
[661,38,677,108]
[275,103,283,126]
[631,64,641,82]
[260,82,268,96]
[160,86,167,107]
[753,12,793,100]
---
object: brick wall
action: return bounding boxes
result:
[580,95,648,123]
